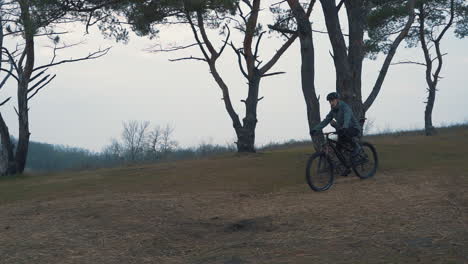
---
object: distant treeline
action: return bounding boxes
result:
[26,141,236,172]
[25,122,237,172]
[27,142,101,172]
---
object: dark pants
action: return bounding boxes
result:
[338,128,361,156]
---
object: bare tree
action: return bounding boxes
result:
[102,138,122,160]
[159,124,177,155]
[121,120,150,161]
[0,0,110,175]
[146,124,162,159]
[103,121,178,163]
[162,1,297,152]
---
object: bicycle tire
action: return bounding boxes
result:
[352,142,378,179]
[306,152,335,192]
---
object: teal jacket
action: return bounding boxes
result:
[313,101,361,131]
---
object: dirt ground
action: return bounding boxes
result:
[1,167,467,264]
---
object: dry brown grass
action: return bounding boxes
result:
[0,126,467,263]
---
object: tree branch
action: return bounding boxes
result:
[237,3,248,25]
[59,0,120,12]
[391,60,426,66]
[253,31,266,61]
[432,0,455,85]
[168,56,207,62]
[268,24,297,35]
[432,53,447,63]
[0,61,13,88]
[260,33,298,74]
[262,71,286,77]
[0,97,11,107]
[29,68,48,83]
[0,67,19,82]
[33,47,111,72]
[336,0,345,12]
[219,25,231,56]
[1,47,20,74]
[230,42,249,79]
[186,12,210,61]
[306,0,316,17]
[242,0,253,10]
[146,43,202,53]
[27,74,56,101]
[196,11,218,57]
[436,0,454,44]
[27,74,51,93]
[363,0,417,113]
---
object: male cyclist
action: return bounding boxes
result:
[310,92,362,174]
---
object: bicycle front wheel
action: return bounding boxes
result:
[306,152,335,192]
[352,142,378,179]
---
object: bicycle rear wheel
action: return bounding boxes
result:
[306,152,334,192]
[352,142,378,179]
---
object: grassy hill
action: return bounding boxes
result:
[0,125,467,263]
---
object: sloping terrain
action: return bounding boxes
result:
[0,126,467,263]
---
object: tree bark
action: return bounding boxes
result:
[0,5,15,176]
[0,113,16,176]
[424,83,436,136]
[286,0,323,150]
[344,0,365,120]
[237,72,261,152]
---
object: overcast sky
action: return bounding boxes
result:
[2,3,467,152]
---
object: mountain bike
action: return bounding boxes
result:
[305,132,378,192]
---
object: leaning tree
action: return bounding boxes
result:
[0,0,110,175]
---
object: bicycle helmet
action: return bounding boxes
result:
[326,92,339,101]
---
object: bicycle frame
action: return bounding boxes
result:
[322,132,353,169]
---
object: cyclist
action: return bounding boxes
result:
[310,92,362,174]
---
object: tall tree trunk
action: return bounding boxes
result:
[319,0,357,118]
[237,73,261,152]
[418,4,436,136]
[287,0,323,150]
[299,33,323,149]
[344,0,365,120]
[424,83,436,136]
[15,0,35,173]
